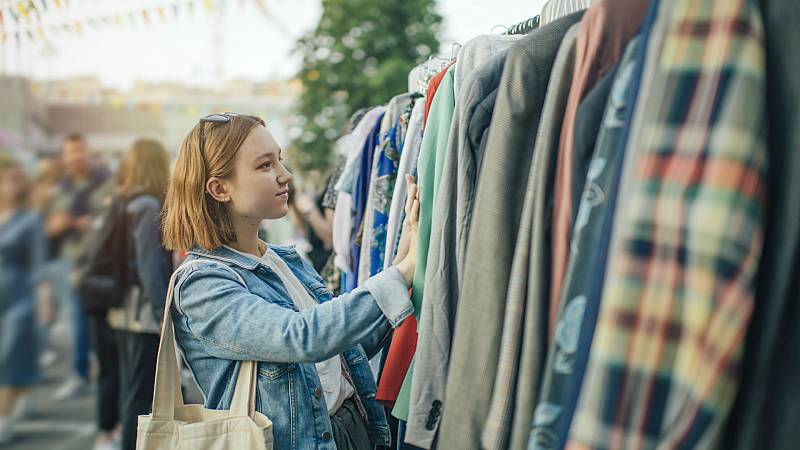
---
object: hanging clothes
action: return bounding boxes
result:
[383,100,426,271]
[549,0,651,332]
[722,1,800,448]
[358,94,414,285]
[483,23,581,450]
[349,112,386,291]
[376,64,454,410]
[565,0,767,448]
[333,107,387,276]
[453,34,525,96]
[392,63,458,423]
[406,38,521,449]
[436,11,586,450]
[530,38,632,450]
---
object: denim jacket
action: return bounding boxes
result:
[171,244,413,449]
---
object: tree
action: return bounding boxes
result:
[290,0,442,173]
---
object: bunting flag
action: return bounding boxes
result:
[1,32,7,44]
[0,0,247,43]
[18,2,29,20]
[27,1,40,18]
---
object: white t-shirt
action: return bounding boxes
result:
[234,245,355,415]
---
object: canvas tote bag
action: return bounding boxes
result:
[136,268,273,450]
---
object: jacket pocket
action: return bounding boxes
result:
[258,362,296,380]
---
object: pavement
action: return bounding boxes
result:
[4,319,97,450]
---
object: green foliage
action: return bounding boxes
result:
[290,0,442,173]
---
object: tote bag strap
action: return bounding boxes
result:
[229,360,258,417]
[150,266,190,419]
[151,260,259,419]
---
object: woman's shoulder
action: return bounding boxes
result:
[126,194,161,214]
[174,253,248,287]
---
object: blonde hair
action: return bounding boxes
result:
[118,139,170,202]
[162,114,265,252]
[0,155,31,207]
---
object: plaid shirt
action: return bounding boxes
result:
[566,0,767,448]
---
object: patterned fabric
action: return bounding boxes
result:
[322,155,347,210]
[549,0,651,332]
[540,0,593,26]
[369,98,416,277]
[350,113,386,285]
[530,36,637,450]
[566,0,767,448]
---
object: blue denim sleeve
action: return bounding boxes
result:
[27,213,46,286]
[129,196,171,325]
[175,264,413,363]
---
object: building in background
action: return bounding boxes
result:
[0,74,300,165]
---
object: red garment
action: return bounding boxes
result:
[423,61,455,127]
[549,0,650,332]
[376,315,417,407]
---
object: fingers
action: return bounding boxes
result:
[405,174,418,215]
[410,197,420,225]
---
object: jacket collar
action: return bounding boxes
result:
[188,242,301,271]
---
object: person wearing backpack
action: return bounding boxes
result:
[105,139,173,450]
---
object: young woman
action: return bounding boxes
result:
[162,113,419,450]
[106,139,173,450]
[0,157,46,445]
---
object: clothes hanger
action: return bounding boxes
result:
[505,15,540,35]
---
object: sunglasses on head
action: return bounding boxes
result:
[198,112,239,155]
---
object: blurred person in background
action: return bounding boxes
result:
[0,156,47,445]
[46,133,110,401]
[106,139,172,450]
[30,158,65,370]
[288,180,333,272]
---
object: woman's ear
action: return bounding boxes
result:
[206,177,231,203]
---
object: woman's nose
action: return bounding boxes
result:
[279,170,293,185]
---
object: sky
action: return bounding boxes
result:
[0,0,546,89]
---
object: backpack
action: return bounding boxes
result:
[76,195,138,315]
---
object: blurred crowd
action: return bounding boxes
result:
[0,134,337,449]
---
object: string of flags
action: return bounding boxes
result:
[0,0,273,46]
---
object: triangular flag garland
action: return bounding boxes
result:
[0,0,269,45]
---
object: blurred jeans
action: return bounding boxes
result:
[47,259,91,380]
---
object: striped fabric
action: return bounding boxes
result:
[540,0,593,26]
[566,0,768,448]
